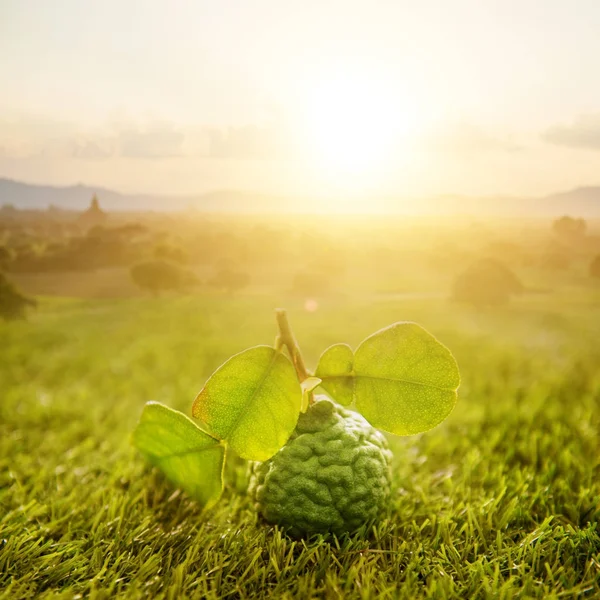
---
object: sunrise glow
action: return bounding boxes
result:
[298,70,419,193]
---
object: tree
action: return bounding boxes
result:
[130,260,197,295]
[292,270,330,296]
[0,245,12,269]
[540,242,571,270]
[590,254,600,279]
[451,258,524,307]
[208,267,250,293]
[0,272,36,320]
[552,216,586,239]
[154,243,188,265]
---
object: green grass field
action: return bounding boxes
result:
[1,291,599,599]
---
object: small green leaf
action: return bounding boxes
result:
[300,376,322,412]
[192,346,302,461]
[132,401,225,509]
[315,343,354,406]
[301,376,322,394]
[354,322,460,435]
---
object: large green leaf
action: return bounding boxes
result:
[132,401,225,509]
[315,324,460,435]
[192,346,302,461]
[315,343,354,406]
[353,322,460,435]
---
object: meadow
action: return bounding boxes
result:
[1,217,600,599]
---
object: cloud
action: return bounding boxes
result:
[69,123,186,160]
[207,125,291,159]
[0,112,187,160]
[543,113,600,150]
[71,140,113,160]
[423,121,522,155]
[68,123,288,161]
[117,124,185,159]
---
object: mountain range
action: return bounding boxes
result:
[1,177,600,217]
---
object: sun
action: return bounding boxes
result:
[298,69,418,192]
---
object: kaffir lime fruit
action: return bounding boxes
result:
[248,396,392,537]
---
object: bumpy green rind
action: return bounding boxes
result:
[248,397,393,537]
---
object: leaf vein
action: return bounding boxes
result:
[153,444,222,462]
[321,373,457,392]
[224,350,280,439]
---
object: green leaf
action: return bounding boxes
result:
[315,343,354,406]
[300,376,322,412]
[192,346,302,461]
[132,402,225,509]
[353,322,460,435]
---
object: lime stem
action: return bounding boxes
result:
[275,309,310,383]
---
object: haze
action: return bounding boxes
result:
[2,0,600,209]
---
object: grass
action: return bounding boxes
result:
[1,292,599,599]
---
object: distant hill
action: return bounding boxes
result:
[0,179,132,211]
[535,187,600,216]
[423,188,600,217]
[1,177,600,216]
[0,178,287,213]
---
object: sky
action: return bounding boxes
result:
[2,0,600,204]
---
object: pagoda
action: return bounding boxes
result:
[77,194,107,229]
